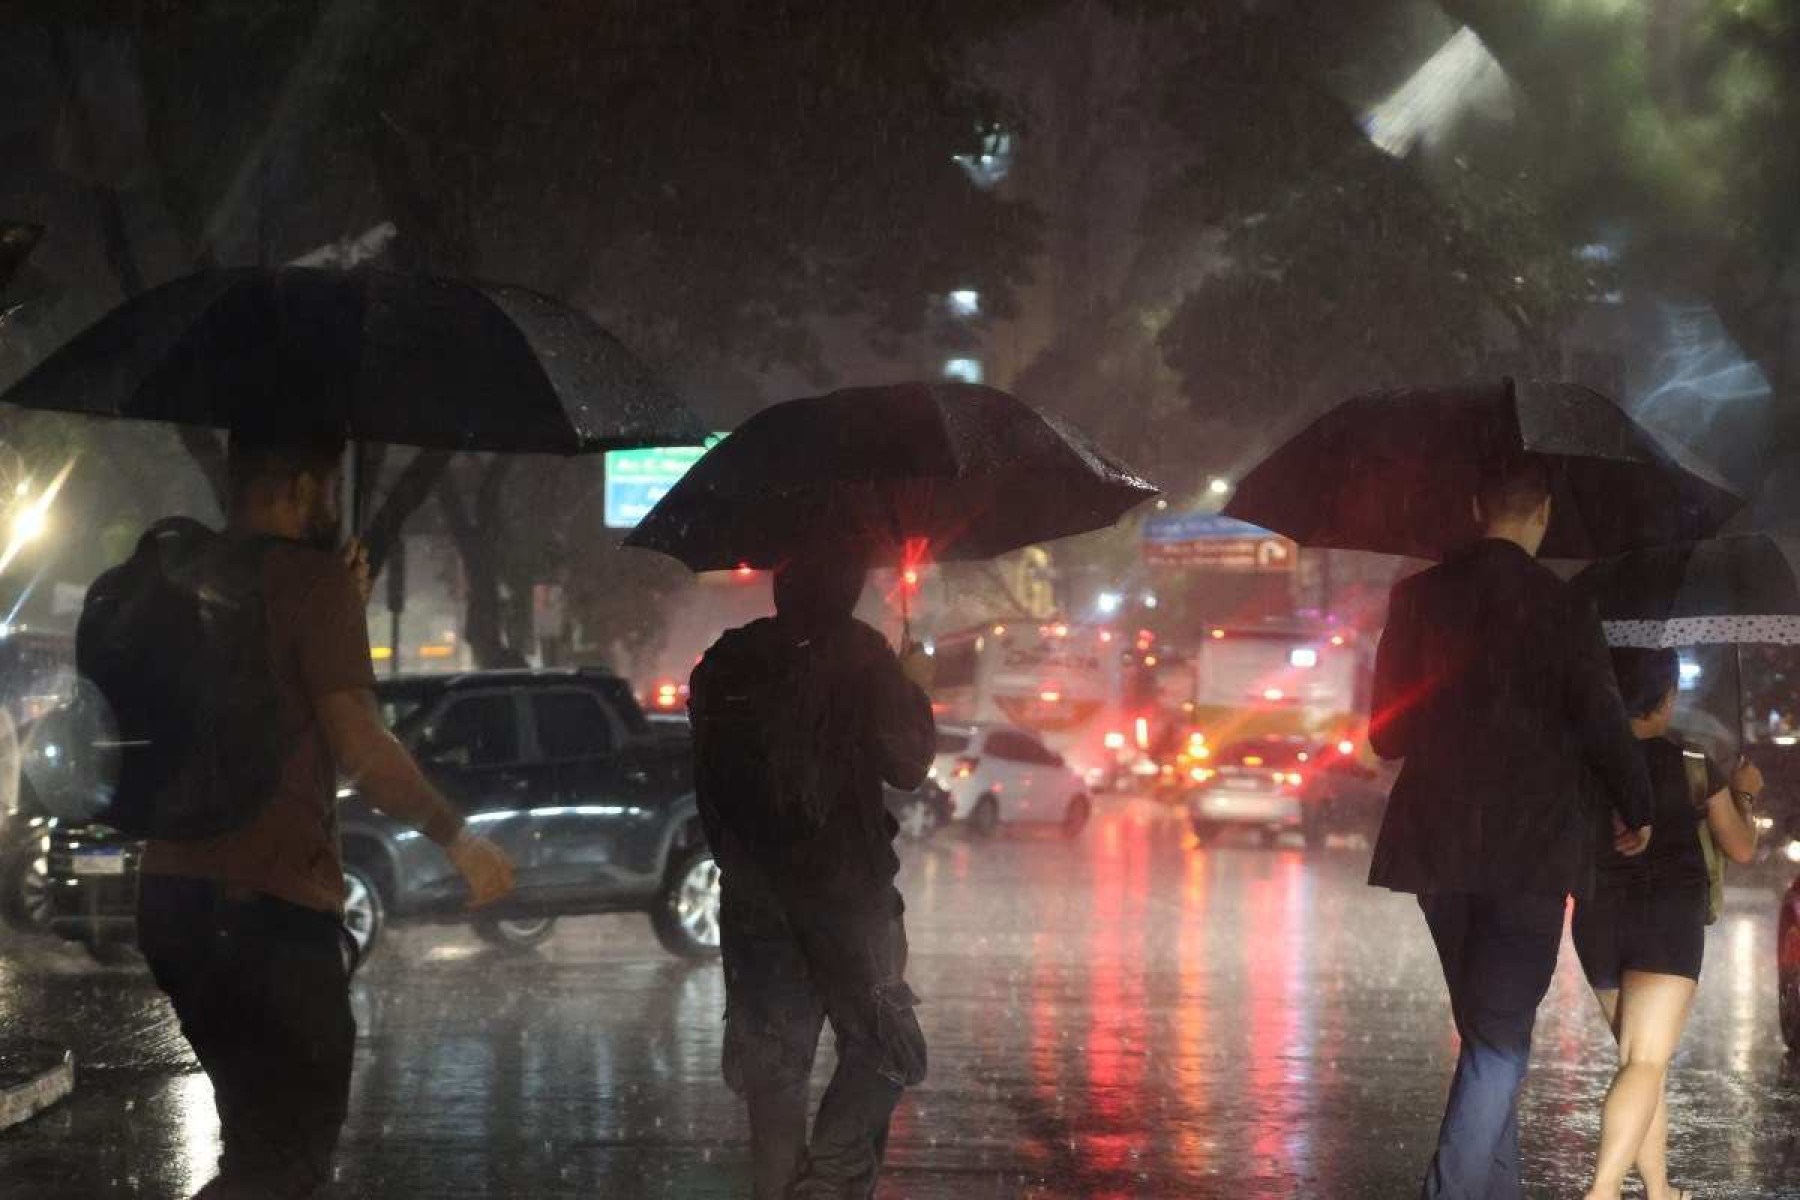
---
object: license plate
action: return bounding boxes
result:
[71,850,127,876]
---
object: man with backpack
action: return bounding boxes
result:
[688,545,935,1200]
[104,425,513,1200]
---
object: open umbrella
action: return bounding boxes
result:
[1573,535,1800,649]
[0,266,708,521]
[624,381,1157,576]
[1573,534,1800,750]
[1225,378,1741,560]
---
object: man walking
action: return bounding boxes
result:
[135,426,514,1199]
[689,546,935,1200]
[1368,456,1655,1199]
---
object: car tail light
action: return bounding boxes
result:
[1279,771,1305,790]
[955,757,979,779]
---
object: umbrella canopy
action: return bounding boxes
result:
[1572,534,1800,649]
[624,381,1158,571]
[0,267,707,454]
[1225,379,1742,560]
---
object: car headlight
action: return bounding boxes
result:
[1783,839,1800,865]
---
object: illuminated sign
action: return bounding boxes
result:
[603,436,724,528]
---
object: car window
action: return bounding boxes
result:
[985,732,1041,763]
[419,694,520,769]
[936,731,970,755]
[532,690,616,761]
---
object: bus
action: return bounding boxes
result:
[1188,623,1369,751]
[928,621,1140,788]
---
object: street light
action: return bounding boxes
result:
[1208,477,1232,497]
[1096,591,1122,616]
[11,506,46,545]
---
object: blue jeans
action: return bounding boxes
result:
[1417,891,1566,1200]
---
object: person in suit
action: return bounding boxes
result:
[1368,455,1656,1200]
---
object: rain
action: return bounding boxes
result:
[1,4,1799,1198]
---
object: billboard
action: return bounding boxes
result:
[603,436,723,529]
[1142,512,1295,571]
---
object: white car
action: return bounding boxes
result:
[931,723,1091,838]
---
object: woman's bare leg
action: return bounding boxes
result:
[1584,972,1696,1200]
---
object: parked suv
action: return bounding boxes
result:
[43,669,720,962]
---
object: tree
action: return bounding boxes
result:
[13,2,1048,664]
[1436,0,1800,483]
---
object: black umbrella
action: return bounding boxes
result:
[1573,535,1800,649]
[0,265,706,456]
[624,382,1158,574]
[1225,378,1742,560]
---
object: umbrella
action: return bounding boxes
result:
[0,266,708,520]
[624,381,1158,574]
[1573,535,1800,649]
[1224,378,1742,560]
[1574,535,1800,752]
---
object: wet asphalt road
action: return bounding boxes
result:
[2,798,1796,1199]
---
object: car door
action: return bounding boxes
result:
[983,731,1042,819]
[527,687,650,899]
[407,690,548,903]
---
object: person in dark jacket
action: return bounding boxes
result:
[1573,648,1761,1200]
[1368,456,1655,1200]
[689,545,935,1200]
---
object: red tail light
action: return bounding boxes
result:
[955,757,979,779]
[1279,771,1305,791]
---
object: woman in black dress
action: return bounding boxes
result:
[1575,648,1763,1200]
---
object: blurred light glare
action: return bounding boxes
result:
[943,357,984,384]
[1208,478,1231,496]
[1289,648,1319,669]
[947,289,980,317]
[1784,839,1800,864]
[11,505,46,544]
[1096,591,1122,615]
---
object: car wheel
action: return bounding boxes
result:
[84,938,139,966]
[968,794,1000,838]
[652,844,722,960]
[472,914,559,952]
[1189,817,1221,845]
[341,864,387,966]
[2,840,51,933]
[896,799,935,841]
[1061,794,1091,839]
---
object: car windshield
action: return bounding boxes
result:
[1217,740,1311,768]
[375,681,444,739]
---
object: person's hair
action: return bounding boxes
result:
[226,424,346,507]
[1610,647,1680,719]
[1475,455,1552,525]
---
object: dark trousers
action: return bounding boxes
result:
[1417,891,1565,1200]
[137,876,356,1200]
[720,881,926,1200]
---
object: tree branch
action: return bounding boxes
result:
[362,448,450,580]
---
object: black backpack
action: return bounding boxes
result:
[64,518,287,839]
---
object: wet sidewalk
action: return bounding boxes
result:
[2,801,1797,1198]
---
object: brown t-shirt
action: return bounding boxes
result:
[142,542,377,913]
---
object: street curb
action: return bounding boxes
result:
[0,1046,74,1131]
